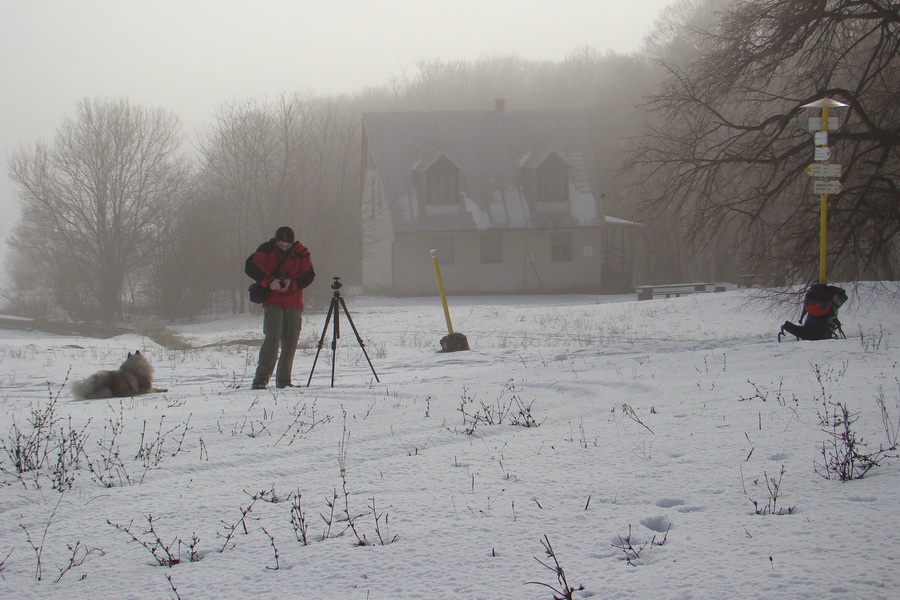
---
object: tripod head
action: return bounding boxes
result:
[331,276,343,297]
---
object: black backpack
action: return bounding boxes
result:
[778,284,847,341]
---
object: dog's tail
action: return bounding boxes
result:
[69,372,118,400]
[69,378,97,400]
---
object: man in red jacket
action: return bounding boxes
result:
[245,226,315,389]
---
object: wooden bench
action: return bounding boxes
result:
[735,274,757,288]
[635,283,727,301]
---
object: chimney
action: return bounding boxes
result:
[494,98,506,112]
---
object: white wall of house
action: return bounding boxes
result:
[387,227,605,296]
[361,171,396,294]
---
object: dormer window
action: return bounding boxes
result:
[413,148,461,215]
[536,154,569,204]
[521,148,570,209]
[538,167,568,204]
[427,165,458,205]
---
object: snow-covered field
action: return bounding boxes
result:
[0,287,898,599]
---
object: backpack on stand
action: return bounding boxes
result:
[778,283,848,342]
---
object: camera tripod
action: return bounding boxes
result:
[307,277,379,387]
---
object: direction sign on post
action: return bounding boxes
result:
[806,163,842,178]
[801,98,848,285]
[808,117,840,131]
[814,147,832,161]
[813,180,843,195]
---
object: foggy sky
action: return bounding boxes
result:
[0,0,675,280]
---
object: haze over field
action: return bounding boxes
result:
[0,0,676,267]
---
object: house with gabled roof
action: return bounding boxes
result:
[360,104,636,296]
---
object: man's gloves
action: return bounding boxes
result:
[268,276,290,291]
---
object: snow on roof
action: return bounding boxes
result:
[363,109,606,232]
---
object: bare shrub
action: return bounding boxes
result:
[1,380,92,492]
[622,403,654,434]
[261,526,280,570]
[0,547,13,581]
[527,535,584,599]
[108,514,202,567]
[323,421,398,546]
[857,324,890,352]
[612,524,669,566]
[54,541,104,583]
[1,388,64,486]
[273,400,331,446]
[290,489,309,545]
[749,465,796,515]
[20,494,63,580]
[816,400,898,481]
[86,403,134,487]
[218,495,261,552]
[50,415,90,491]
[134,414,192,471]
[457,380,543,435]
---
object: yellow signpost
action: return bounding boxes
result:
[431,249,454,335]
[801,97,848,284]
[430,249,469,351]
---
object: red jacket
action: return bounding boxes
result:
[245,239,315,309]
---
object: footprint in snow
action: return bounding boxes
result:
[655,498,685,508]
[640,515,673,533]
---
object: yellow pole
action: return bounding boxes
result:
[431,249,454,334]
[818,106,830,284]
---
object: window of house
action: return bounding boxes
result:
[538,167,568,203]
[426,158,459,205]
[551,231,573,262]
[480,232,503,264]
[432,233,455,264]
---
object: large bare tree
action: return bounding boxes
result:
[628,0,900,284]
[8,98,189,320]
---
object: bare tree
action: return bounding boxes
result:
[628,0,900,284]
[303,96,362,289]
[144,184,233,318]
[195,93,321,313]
[194,93,363,312]
[8,98,190,320]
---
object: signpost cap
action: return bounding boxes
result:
[801,97,849,109]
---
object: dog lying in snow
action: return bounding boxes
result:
[69,350,168,400]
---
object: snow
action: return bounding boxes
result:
[1,287,898,599]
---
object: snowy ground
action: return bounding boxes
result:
[0,287,898,599]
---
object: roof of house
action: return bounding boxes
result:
[362,109,605,233]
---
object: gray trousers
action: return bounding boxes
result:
[253,305,303,388]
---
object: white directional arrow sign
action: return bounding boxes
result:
[806,163,842,178]
[808,117,840,131]
[814,180,843,195]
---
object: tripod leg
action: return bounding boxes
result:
[307,297,336,387]
[331,298,340,387]
[337,296,380,382]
